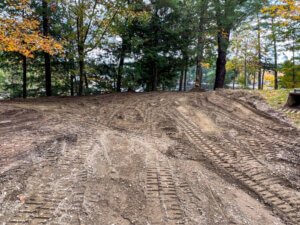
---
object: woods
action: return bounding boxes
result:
[1,1,300,224]
[0,0,299,98]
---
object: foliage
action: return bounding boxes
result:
[261,0,300,21]
[259,88,300,128]
[259,89,291,108]
[0,0,299,97]
[280,60,300,88]
[0,0,62,57]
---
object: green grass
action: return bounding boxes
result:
[257,89,300,128]
[258,89,291,109]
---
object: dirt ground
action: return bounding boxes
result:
[0,91,299,225]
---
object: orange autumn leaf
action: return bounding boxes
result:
[0,0,63,58]
[262,0,300,21]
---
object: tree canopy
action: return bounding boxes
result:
[0,0,299,98]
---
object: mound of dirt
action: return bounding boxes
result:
[217,89,298,128]
[0,91,299,225]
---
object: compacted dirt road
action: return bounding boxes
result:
[0,91,299,225]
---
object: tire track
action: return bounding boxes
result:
[195,96,300,168]
[4,136,92,225]
[206,95,300,150]
[145,153,184,225]
[168,108,300,225]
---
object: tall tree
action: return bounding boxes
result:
[256,12,262,89]
[270,17,279,89]
[42,0,52,96]
[0,0,62,98]
[195,0,210,89]
[262,0,300,89]
[212,0,260,89]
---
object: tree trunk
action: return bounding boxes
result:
[70,74,74,96]
[117,40,126,92]
[22,56,27,99]
[152,63,158,91]
[195,60,203,89]
[184,66,187,91]
[84,72,88,90]
[195,34,204,89]
[44,53,51,96]
[78,55,84,96]
[292,38,296,88]
[117,56,124,92]
[274,41,278,90]
[194,0,208,89]
[214,30,230,89]
[253,73,256,90]
[257,14,262,89]
[76,3,85,96]
[262,68,265,90]
[271,18,278,90]
[113,72,116,91]
[151,7,159,92]
[244,52,247,88]
[179,70,184,91]
[43,0,52,96]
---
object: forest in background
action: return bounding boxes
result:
[0,0,299,98]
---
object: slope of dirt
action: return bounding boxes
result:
[0,91,299,225]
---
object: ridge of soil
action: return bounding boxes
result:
[0,91,299,225]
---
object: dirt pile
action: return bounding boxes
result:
[0,91,299,225]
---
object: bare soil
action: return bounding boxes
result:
[0,91,299,225]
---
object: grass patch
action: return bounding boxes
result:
[258,89,291,109]
[257,89,300,128]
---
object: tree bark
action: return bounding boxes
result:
[22,56,27,99]
[70,74,74,96]
[117,56,124,92]
[43,0,52,96]
[292,38,296,88]
[184,66,187,91]
[274,41,278,90]
[195,59,203,89]
[76,2,84,96]
[194,0,208,89]
[179,70,184,91]
[117,39,126,92]
[84,72,88,90]
[195,29,204,89]
[152,63,158,91]
[78,54,84,96]
[257,14,262,89]
[271,18,278,90]
[214,30,230,89]
[244,51,247,88]
[151,7,159,92]
[262,68,265,90]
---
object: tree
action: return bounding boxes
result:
[256,10,263,89]
[42,0,52,96]
[280,60,300,88]
[194,0,210,89]
[132,0,182,91]
[111,0,148,92]
[0,0,62,98]
[262,0,300,89]
[212,0,261,89]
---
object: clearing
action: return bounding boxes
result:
[0,91,299,225]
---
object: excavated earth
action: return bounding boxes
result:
[0,91,299,225]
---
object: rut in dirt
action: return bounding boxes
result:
[0,91,299,225]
